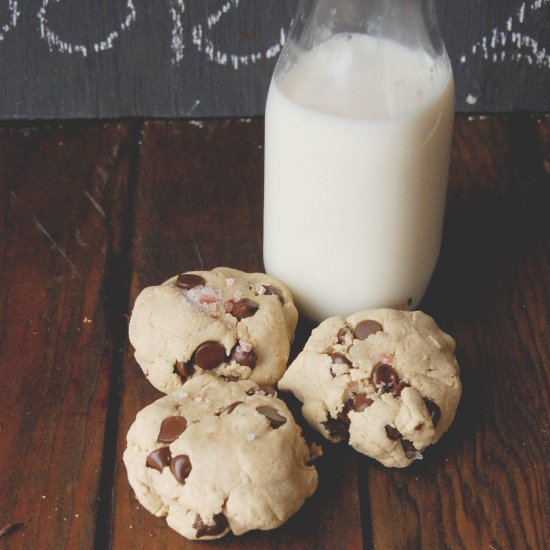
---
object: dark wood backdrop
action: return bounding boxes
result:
[0,0,549,118]
[0,113,549,549]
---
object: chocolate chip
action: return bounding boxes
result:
[263,285,284,304]
[392,380,410,397]
[323,418,350,440]
[158,416,187,443]
[415,422,424,431]
[176,273,206,289]
[194,341,226,370]
[230,345,257,368]
[401,439,419,459]
[331,352,352,367]
[353,320,383,340]
[351,393,373,412]
[256,406,286,428]
[322,398,355,439]
[336,328,349,344]
[424,398,441,427]
[385,425,402,441]
[193,513,228,538]
[217,401,243,416]
[230,298,259,319]
[325,419,349,437]
[146,447,171,472]
[170,454,192,483]
[174,360,195,381]
[337,401,353,423]
[370,363,399,391]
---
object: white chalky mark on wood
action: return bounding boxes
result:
[185,99,200,116]
[10,189,77,275]
[83,190,106,218]
[169,0,185,64]
[0,0,19,41]
[191,0,286,69]
[37,0,136,57]
[460,0,550,70]
[34,219,78,275]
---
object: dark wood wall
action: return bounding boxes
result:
[0,0,548,118]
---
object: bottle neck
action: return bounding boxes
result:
[295,0,444,57]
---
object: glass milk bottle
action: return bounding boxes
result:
[263,0,455,321]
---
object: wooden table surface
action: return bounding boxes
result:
[0,114,548,550]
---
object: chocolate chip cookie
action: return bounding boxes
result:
[128,267,298,393]
[123,375,318,540]
[279,309,462,467]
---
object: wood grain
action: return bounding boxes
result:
[365,115,550,550]
[0,122,133,549]
[0,115,548,549]
[109,119,363,549]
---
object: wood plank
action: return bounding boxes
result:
[0,121,134,549]
[110,119,363,549]
[365,114,550,549]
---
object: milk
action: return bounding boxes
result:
[263,33,454,321]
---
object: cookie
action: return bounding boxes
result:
[128,267,298,393]
[123,375,318,540]
[278,309,462,468]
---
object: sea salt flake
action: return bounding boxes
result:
[239,339,252,352]
[379,353,395,365]
[226,277,234,286]
[185,286,222,315]
[234,290,243,301]
[256,285,266,295]
[246,433,256,441]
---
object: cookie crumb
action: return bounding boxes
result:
[307,442,323,463]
